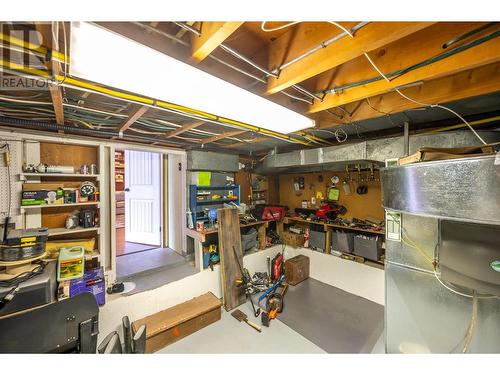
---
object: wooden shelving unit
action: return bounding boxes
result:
[19,142,103,266]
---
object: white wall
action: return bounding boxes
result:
[98,245,385,340]
[167,154,187,254]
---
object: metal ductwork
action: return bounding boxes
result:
[258,131,500,173]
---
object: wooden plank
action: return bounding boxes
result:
[200,130,247,144]
[266,22,434,94]
[257,222,268,250]
[222,136,269,148]
[118,105,149,132]
[325,228,332,255]
[191,22,244,61]
[131,292,221,338]
[49,84,65,125]
[309,28,500,113]
[164,120,204,139]
[316,62,500,126]
[217,207,246,311]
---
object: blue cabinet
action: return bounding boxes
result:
[188,185,240,224]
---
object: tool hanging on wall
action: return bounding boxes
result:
[343,165,352,195]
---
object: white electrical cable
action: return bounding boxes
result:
[261,21,300,32]
[327,21,488,146]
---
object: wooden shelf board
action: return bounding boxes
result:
[21,202,100,210]
[21,173,99,178]
[47,226,100,237]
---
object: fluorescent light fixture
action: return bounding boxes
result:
[70,22,314,134]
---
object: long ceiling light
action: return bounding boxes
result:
[70,22,315,134]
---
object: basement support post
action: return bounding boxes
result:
[403,121,410,156]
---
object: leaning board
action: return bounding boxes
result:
[217,207,245,311]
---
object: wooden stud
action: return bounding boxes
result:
[257,222,269,250]
[222,136,270,148]
[266,22,434,94]
[164,120,205,139]
[325,227,332,255]
[200,130,247,144]
[191,22,244,62]
[309,25,500,113]
[118,105,149,132]
[315,62,500,127]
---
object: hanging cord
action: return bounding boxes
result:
[261,21,300,32]
[327,22,488,146]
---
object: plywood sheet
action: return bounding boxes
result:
[278,171,384,221]
[217,207,245,311]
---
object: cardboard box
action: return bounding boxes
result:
[282,231,305,248]
[132,292,222,353]
[58,267,105,306]
[21,183,65,206]
[285,255,310,285]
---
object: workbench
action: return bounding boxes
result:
[278,216,385,257]
[186,220,270,271]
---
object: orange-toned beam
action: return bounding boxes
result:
[315,62,500,128]
[266,22,434,94]
[118,105,149,132]
[164,120,205,138]
[191,22,244,61]
[35,22,65,125]
[308,25,500,113]
[200,130,247,144]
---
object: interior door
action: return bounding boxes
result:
[125,150,161,246]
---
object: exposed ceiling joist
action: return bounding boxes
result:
[164,120,205,138]
[118,105,149,132]
[222,136,269,148]
[35,22,65,125]
[191,22,244,62]
[266,22,434,94]
[317,62,500,128]
[310,28,500,113]
[200,130,247,144]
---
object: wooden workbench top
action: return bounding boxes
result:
[282,216,385,235]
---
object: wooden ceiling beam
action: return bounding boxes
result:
[315,62,500,128]
[118,105,149,132]
[309,24,500,113]
[266,22,434,94]
[35,22,65,125]
[200,130,247,144]
[191,22,244,62]
[164,120,205,139]
[222,136,269,148]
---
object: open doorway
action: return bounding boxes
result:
[114,149,195,285]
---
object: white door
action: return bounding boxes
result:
[125,150,161,246]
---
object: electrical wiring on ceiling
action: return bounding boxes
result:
[326,21,490,146]
[260,21,300,32]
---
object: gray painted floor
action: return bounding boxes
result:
[277,278,384,353]
[116,247,186,279]
[122,263,198,296]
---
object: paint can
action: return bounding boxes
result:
[80,164,89,174]
[89,164,99,174]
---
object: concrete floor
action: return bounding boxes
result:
[116,247,187,279]
[158,281,385,354]
[158,302,326,354]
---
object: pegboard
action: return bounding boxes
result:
[0,139,22,221]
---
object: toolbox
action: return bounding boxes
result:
[332,231,355,253]
[0,228,48,262]
[353,235,383,261]
[285,255,310,285]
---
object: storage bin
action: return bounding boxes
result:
[332,231,355,253]
[309,230,326,251]
[353,235,383,261]
[241,228,258,252]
